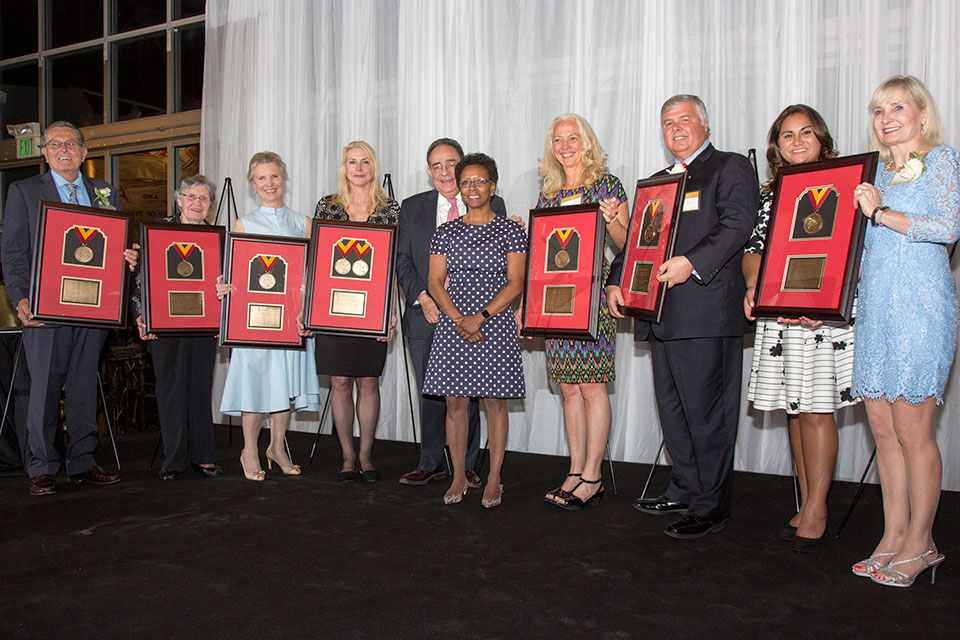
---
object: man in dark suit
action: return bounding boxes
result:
[608,95,758,538]
[2,120,133,496]
[396,138,508,486]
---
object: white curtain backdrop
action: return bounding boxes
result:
[201,0,960,489]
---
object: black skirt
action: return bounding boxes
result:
[314,334,388,377]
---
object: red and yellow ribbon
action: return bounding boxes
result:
[173,242,196,260]
[73,226,97,244]
[257,255,278,272]
[554,228,575,248]
[807,187,831,210]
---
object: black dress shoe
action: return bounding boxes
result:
[791,530,826,553]
[779,524,798,541]
[337,469,360,483]
[191,463,224,477]
[159,469,180,482]
[29,474,57,496]
[360,468,381,483]
[633,495,688,515]
[664,514,726,539]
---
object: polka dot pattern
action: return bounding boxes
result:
[422,216,526,399]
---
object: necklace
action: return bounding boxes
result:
[877,168,896,198]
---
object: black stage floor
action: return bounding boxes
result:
[2,428,958,639]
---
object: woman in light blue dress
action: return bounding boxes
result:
[219,152,320,481]
[851,76,960,587]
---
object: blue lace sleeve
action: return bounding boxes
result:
[905,146,960,243]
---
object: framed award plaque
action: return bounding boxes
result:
[753,152,879,323]
[28,201,133,328]
[520,203,605,340]
[618,174,686,322]
[219,232,309,349]
[140,221,225,335]
[304,219,397,337]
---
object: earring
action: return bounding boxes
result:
[922,122,926,134]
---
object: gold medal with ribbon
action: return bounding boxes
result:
[173,242,197,277]
[351,240,371,277]
[643,200,663,244]
[73,226,97,263]
[553,228,575,268]
[803,187,830,234]
[257,255,279,290]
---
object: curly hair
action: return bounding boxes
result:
[538,114,608,200]
[455,152,498,185]
[766,104,837,182]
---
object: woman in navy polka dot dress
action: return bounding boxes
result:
[422,153,527,508]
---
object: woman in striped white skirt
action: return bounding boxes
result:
[742,105,860,552]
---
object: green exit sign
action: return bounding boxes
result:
[17,136,40,159]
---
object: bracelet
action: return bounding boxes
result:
[870,205,889,227]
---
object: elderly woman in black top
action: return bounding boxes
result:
[134,174,222,481]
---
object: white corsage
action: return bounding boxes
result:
[891,152,926,184]
[93,187,112,207]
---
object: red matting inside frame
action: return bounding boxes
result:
[307,225,392,332]
[34,207,128,322]
[144,226,222,331]
[525,210,599,331]
[223,238,304,344]
[756,163,863,310]
[620,182,679,313]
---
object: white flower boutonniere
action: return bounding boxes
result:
[93,187,112,207]
[892,151,926,185]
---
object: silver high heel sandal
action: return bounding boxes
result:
[851,551,896,577]
[870,546,946,588]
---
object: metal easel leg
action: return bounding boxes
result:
[834,446,877,539]
[394,279,419,447]
[96,372,121,470]
[308,389,332,469]
[604,441,618,496]
[148,432,162,471]
[639,438,665,500]
[0,335,23,443]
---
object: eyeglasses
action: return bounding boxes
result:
[44,140,81,150]
[458,178,492,188]
[181,194,210,203]
[430,160,458,172]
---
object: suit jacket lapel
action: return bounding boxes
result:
[39,172,60,203]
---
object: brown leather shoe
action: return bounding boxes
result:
[29,474,57,496]
[399,467,447,485]
[71,465,120,485]
[465,469,482,489]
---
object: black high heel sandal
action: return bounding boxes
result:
[544,473,581,505]
[551,477,604,511]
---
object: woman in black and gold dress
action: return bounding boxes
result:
[314,141,398,483]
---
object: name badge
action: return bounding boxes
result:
[683,191,700,212]
[560,193,582,206]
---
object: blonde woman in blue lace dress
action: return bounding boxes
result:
[851,76,960,587]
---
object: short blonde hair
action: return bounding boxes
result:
[247,151,288,182]
[539,114,608,201]
[330,141,389,215]
[867,75,944,164]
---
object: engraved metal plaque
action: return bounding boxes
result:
[330,290,367,317]
[782,256,826,291]
[629,261,654,295]
[247,303,283,329]
[60,277,100,306]
[543,285,575,315]
[169,291,204,317]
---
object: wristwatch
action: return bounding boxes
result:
[871,205,889,227]
[480,309,491,319]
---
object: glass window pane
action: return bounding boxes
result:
[115,148,169,222]
[176,144,199,182]
[112,0,166,35]
[48,0,103,49]
[113,34,166,121]
[1,164,42,219]
[174,0,205,20]
[47,48,104,127]
[1,1,38,59]
[0,64,39,139]
[175,25,203,112]
[82,156,105,181]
